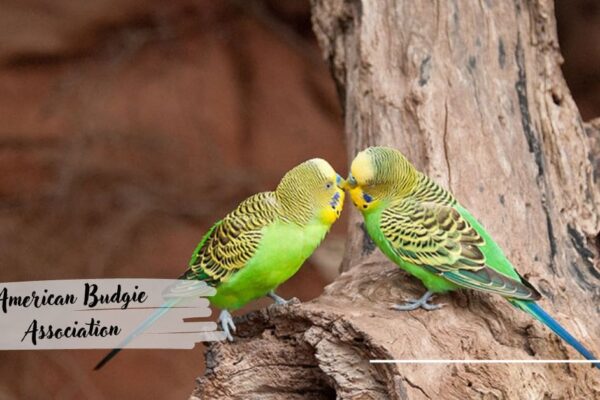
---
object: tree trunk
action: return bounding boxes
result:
[191,0,600,398]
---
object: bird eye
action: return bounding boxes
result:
[325,182,333,189]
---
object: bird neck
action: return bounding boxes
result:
[410,173,456,205]
[275,191,314,226]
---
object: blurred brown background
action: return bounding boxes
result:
[0,1,597,399]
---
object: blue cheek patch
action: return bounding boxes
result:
[362,193,373,203]
[330,192,341,207]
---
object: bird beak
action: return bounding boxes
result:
[336,174,346,190]
[344,174,357,190]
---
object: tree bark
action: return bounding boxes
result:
[191,1,600,398]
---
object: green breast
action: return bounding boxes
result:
[209,219,329,310]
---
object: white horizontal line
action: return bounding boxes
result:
[370,359,599,364]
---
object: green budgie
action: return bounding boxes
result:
[95,158,345,369]
[345,146,598,367]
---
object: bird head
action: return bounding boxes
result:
[344,146,418,213]
[276,158,345,225]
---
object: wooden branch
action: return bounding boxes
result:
[191,1,600,398]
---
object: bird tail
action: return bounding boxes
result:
[510,299,599,369]
[94,297,181,370]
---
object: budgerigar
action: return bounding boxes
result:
[345,146,598,367]
[95,158,345,369]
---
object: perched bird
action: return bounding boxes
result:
[345,146,598,367]
[95,158,345,370]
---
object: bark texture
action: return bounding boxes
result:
[191,1,600,398]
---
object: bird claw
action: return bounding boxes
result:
[405,294,436,303]
[268,291,292,306]
[390,290,445,312]
[421,302,446,311]
[219,310,236,341]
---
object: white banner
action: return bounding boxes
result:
[0,279,226,349]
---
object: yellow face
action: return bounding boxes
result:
[311,159,346,225]
[345,150,379,213]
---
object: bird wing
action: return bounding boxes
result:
[380,199,540,300]
[184,192,278,285]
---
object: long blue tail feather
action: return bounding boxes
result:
[511,300,599,369]
[94,297,181,370]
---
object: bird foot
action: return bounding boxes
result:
[390,290,446,311]
[268,291,293,306]
[218,310,236,341]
